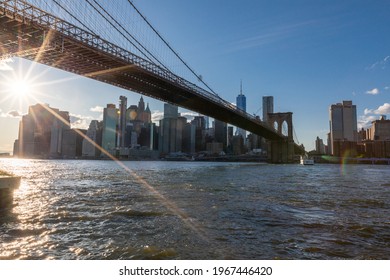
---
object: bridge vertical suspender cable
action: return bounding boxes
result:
[52,0,96,35]
[126,0,218,96]
[84,0,172,72]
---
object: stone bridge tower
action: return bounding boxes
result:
[267,112,295,163]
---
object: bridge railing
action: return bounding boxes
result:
[1,0,279,135]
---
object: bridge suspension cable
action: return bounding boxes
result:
[125,0,218,96]
[52,0,96,35]
[83,0,171,72]
[23,0,218,96]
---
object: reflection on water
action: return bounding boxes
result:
[1,159,390,259]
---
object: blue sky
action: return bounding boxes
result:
[1,0,389,153]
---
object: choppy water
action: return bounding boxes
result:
[1,159,389,259]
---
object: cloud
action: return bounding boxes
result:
[361,103,390,129]
[366,88,380,95]
[7,110,22,118]
[367,55,390,70]
[0,109,22,118]
[358,114,377,129]
[70,113,94,129]
[90,106,104,113]
[0,58,13,71]
[151,111,164,123]
[180,111,199,121]
[375,103,390,115]
[364,103,390,115]
[151,110,200,123]
[226,19,320,53]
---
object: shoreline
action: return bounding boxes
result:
[2,155,390,165]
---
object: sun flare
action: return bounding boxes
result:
[7,78,31,98]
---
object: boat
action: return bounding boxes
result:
[0,170,21,209]
[300,155,314,165]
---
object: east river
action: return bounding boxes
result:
[1,159,389,259]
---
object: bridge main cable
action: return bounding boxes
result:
[84,0,171,72]
[126,0,217,96]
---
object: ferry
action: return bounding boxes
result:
[0,170,21,209]
[300,155,314,165]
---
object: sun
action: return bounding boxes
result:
[7,78,31,98]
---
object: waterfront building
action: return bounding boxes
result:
[50,111,71,157]
[262,96,274,123]
[118,96,127,148]
[123,97,153,149]
[163,103,179,119]
[360,116,390,158]
[206,142,223,155]
[315,136,326,155]
[14,103,69,158]
[159,103,185,155]
[247,133,262,151]
[365,116,390,141]
[214,119,228,151]
[232,135,244,155]
[236,81,247,141]
[61,128,86,158]
[227,126,234,153]
[191,116,206,152]
[183,122,196,154]
[137,97,152,124]
[101,104,119,153]
[329,100,358,156]
[82,120,103,158]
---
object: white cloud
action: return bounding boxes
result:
[151,110,200,123]
[364,103,390,115]
[90,106,104,113]
[180,111,199,121]
[375,103,390,115]
[0,58,13,71]
[361,103,390,129]
[151,111,164,123]
[366,88,380,95]
[358,114,377,129]
[367,55,390,70]
[70,113,94,129]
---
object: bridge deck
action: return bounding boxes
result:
[0,0,304,150]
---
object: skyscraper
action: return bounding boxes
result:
[159,103,183,154]
[262,96,274,123]
[15,103,69,158]
[214,119,228,151]
[118,96,127,148]
[102,104,118,152]
[50,110,71,157]
[329,100,357,155]
[236,81,247,140]
[82,120,103,157]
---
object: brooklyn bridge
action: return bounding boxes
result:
[0,0,305,162]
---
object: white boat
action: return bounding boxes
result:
[300,155,314,165]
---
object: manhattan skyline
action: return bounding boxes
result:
[1,0,390,153]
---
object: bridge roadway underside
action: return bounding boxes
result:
[0,8,304,160]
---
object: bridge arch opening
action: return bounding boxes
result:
[273,121,278,132]
[282,120,288,137]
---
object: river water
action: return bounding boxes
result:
[0,159,389,260]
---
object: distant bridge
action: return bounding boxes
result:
[0,0,305,162]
